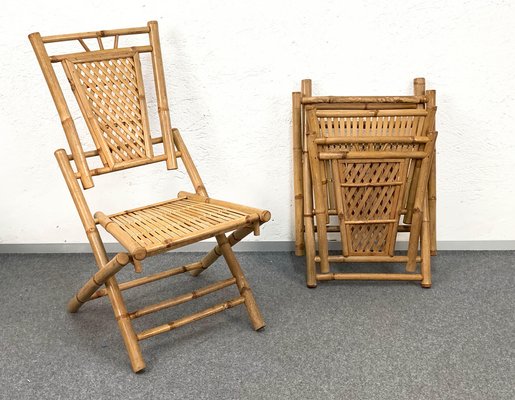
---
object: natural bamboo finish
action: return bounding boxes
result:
[304,103,437,287]
[30,22,269,373]
[293,78,438,288]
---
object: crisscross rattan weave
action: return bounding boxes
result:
[63,52,152,167]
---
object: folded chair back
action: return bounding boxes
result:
[293,79,438,287]
[306,108,436,262]
[29,21,177,190]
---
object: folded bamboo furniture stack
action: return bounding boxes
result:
[29,19,440,373]
[292,79,437,288]
[29,21,270,373]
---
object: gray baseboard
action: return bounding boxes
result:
[0,240,514,253]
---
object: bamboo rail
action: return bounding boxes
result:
[89,261,204,300]
[317,273,423,281]
[129,277,236,319]
[137,296,245,341]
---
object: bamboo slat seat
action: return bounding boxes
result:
[29,21,269,373]
[98,197,261,254]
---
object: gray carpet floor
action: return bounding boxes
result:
[0,251,513,399]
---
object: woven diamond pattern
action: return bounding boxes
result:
[73,57,147,163]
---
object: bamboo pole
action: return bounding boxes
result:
[317,273,423,281]
[49,46,152,63]
[54,149,144,372]
[191,225,255,277]
[306,109,330,274]
[41,26,150,43]
[29,33,93,189]
[148,21,177,170]
[129,277,236,319]
[302,95,426,104]
[303,151,317,287]
[90,261,203,300]
[420,197,432,287]
[315,109,427,118]
[178,191,271,223]
[292,91,304,256]
[318,151,426,160]
[137,296,245,341]
[406,127,437,272]
[426,90,437,255]
[216,234,265,330]
[67,253,130,312]
[315,255,422,263]
[173,129,208,196]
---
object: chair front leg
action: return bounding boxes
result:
[215,233,265,331]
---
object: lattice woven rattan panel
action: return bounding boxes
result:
[336,160,408,255]
[65,54,151,167]
[316,113,426,218]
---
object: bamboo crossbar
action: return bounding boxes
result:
[311,103,419,110]
[76,152,183,178]
[49,46,153,63]
[314,255,422,263]
[302,96,426,104]
[129,277,236,319]
[89,261,204,300]
[316,273,423,281]
[67,253,130,312]
[318,151,427,160]
[137,296,246,341]
[314,109,428,117]
[41,26,150,43]
[178,192,272,223]
[313,224,411,232]
[314,136,430,144]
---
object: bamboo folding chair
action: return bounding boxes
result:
[29,21,270,372]
[292,79,437,287]
[303,105,437,287]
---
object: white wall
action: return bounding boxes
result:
[1,0,514,246]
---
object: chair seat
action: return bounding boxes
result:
[98,197,261,255]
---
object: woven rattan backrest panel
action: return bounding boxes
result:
[335,159,408,255]
[314,110,427,215]
[63,50,152,168]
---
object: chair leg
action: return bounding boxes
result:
[105,277,146,372]
[429,151,437,256]
[215,234,265,331]
[304,214,317,288]
[86,233,145,372]
[420,198,432,288]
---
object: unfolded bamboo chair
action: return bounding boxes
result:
[292,79,437,287]
[29,21,270,372]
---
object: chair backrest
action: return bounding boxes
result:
[306,107,436,256]
[29,21,177,189]
[292,78,436,223]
